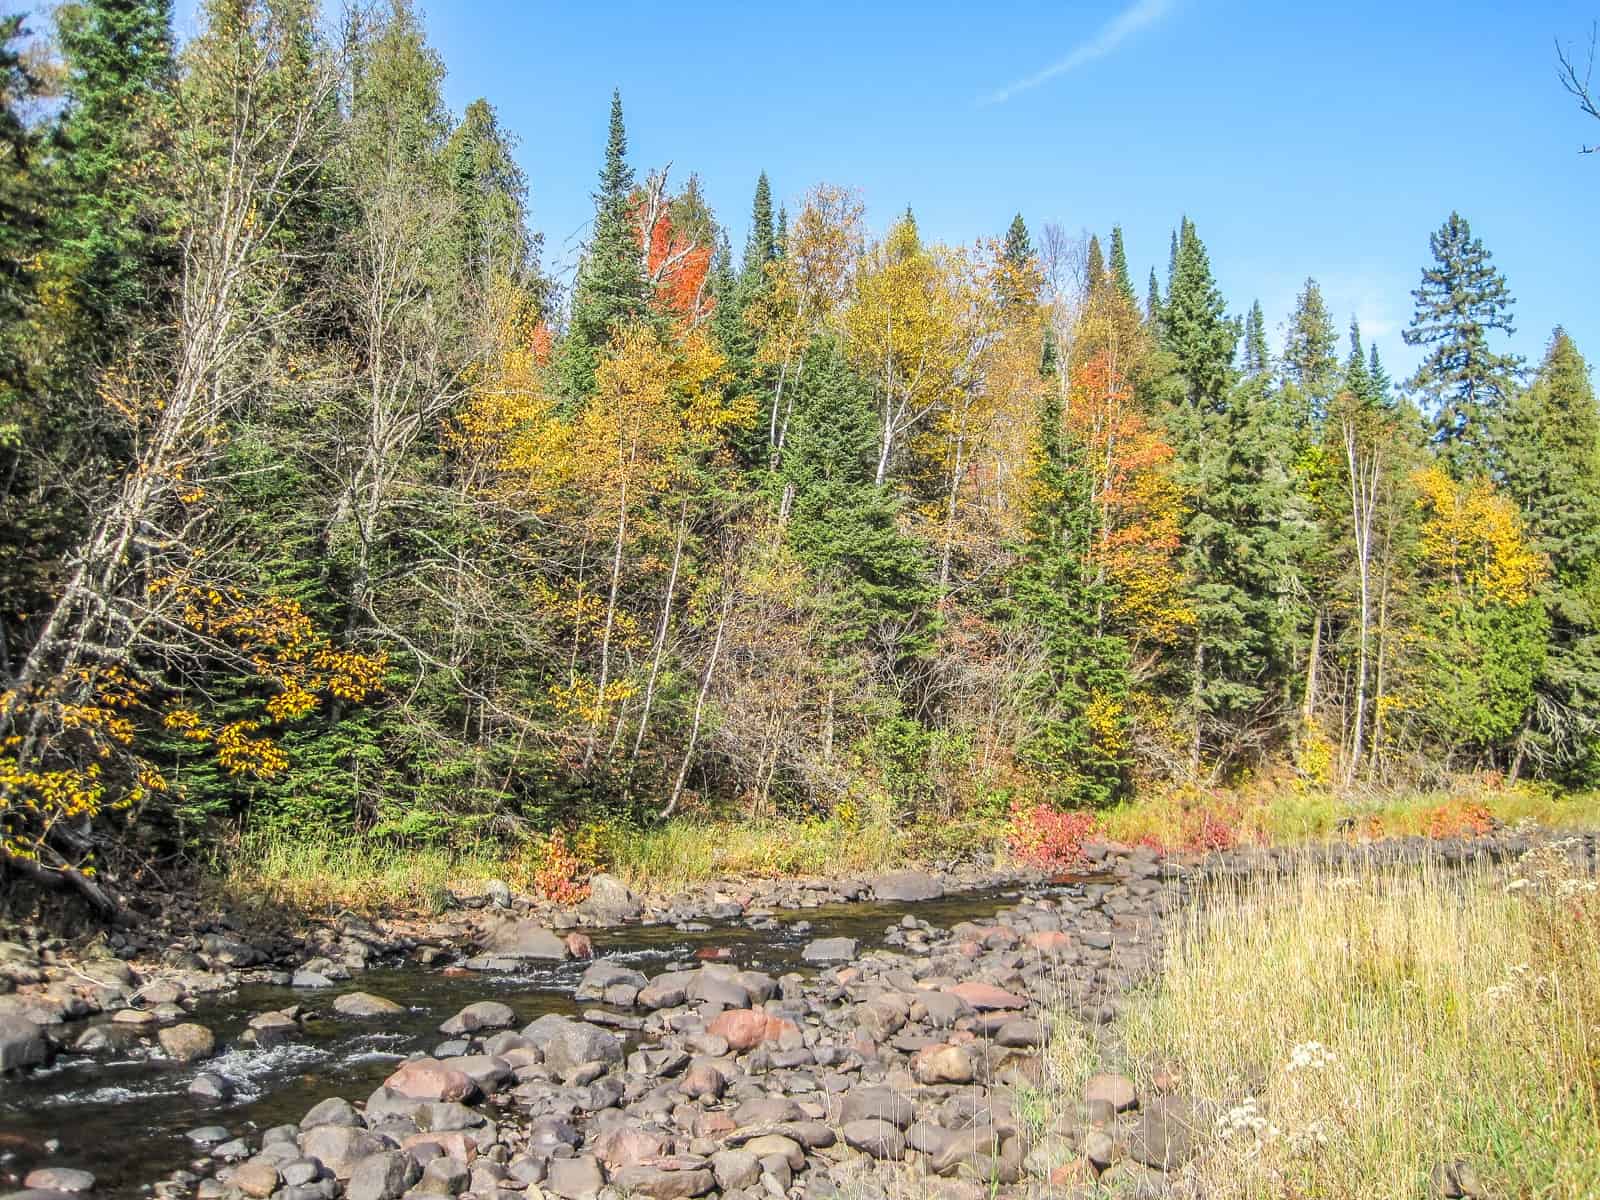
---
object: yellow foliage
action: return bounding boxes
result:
[1414,466,1545,606]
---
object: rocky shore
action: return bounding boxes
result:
[1,829,1594,1200]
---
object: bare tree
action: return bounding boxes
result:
[1558,23,1599,153]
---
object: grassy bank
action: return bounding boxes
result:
[1048,844,1600,1198]
[210,783,1600,920]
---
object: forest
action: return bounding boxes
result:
[2,0,1599,909]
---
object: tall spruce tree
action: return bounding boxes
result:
[1403,212,1521,478]
[743,170,775,278]
[785,337,935,679]
[1145,268,1161,327]
[1501,330,1600,780]
[1240,300,1270,377]
[1003,213,1031,269]
[1085,233,1106,299]
[557,90,647,398]
[50,0,176,340]
[1162,221,1292,771]
[1282,278,1339,428]
[0,14,44,381]
[1005,387,1130,806]
[1108,225,1135,307]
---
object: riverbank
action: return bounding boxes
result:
[1,829,1594,1200]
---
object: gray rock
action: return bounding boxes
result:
[840,1119,906,1160]
[711,1149,760,1191]
[189,1072,234,1102]
[801,938,858,964]
[299,1127,390,1180]
[438,1001,515,1036]
[333,992,405,1018]
[539,1018,623,1076]
[22,1168,96,1193]
[870,870,944,902]
[542,1155,603,1200]
[1126,1096,1198,1170]
[158,1023,216,1063]
[839,1087,916,1130]
[301,1097,363,1130]
[291,971,334,989]
[483,879,513,909]
[573,961,649,1002]
[481,920,568,961]
[0,1013,48,1070]
[578,874,642,923]
[230,1160,280,1198]
[609,1165,716,1199]
[345,1152,417,1200]
[1084,1073,1137,1113]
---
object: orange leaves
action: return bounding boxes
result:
[1067,350,1191,645]
[641,205,712,325]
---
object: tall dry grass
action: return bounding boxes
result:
[1092,842,1600,1198]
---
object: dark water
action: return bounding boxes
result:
[0,882,1093,1197]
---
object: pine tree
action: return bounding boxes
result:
[1282,278,1338,427]
[785,337,934,676]
[444,97,540,295]
[0,14,44,377]
[1085,233,1106,298]
[1344,317,1373,402]
[774,204,788,255]
[1005,387,1130,805]
[1161,221,1291,770]
[1501,330,1600,780]
[1003,213,1031,270]
[743,170,775,278]
[1403,212,1521,478]
[557,90,648,398]
[49,0,177,340]
[1145,268,1161,327]
[1369,342,1391,402]
[1240,300,1270,377]
[1108,225,1135,307]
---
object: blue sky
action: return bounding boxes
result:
[182,0,1597,381]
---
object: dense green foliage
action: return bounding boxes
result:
[0,3,1595,903]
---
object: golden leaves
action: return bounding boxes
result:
[1414,466,1546,606]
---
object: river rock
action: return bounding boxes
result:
[0,1013,49,1070]
[710,1149,759,1191]
[839,1087,917,1130]
[301,1097,362,1129]
[871,870,944,902]
[230,1160,280,1199]
[333,992,404,1018]
[573,961,649,1002]
[1084,1073,1137,1113]
[610,1164,716,1199]
[946,982,1029,1011]
[578,874,641,923]
[22,1169,95,1193]
[841,1119,906,1160]
[158,1023,216,1063]
[542,1155,603,1200]
[801,937,858,963]
[913,1043,974,1085]
[300,1128,391,1180]
[481,920,568,961]
[190,1072,234,1102]
[1125,1096,1199,1169]
[438,1001,515,1035]
[538,1018,623,1076]
[345,1151,417,1200]
[384,1058,478,1103]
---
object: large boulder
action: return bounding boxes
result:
[578,874,642,923]
[158,1023,217,1063]
[870,870,944,902]
[299,1127,391,1180]
[383,1058,478,1103]
[333,992,404,1018]
[480,920,569,960]
[573,961,649,1003]
[439,1000,515,1035]
[534,1017,623,1076]
[609,1164,716,1199]
[801,937,858,964]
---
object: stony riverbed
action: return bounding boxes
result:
[0,832,1589,1200]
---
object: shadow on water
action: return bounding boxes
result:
[0,876,1102,1197]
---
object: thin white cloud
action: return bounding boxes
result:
[981,0,1175,106]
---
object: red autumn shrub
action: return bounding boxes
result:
[1423,801,1496,840]
[1006,799,1096,871]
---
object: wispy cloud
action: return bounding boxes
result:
[980,0,1175,106]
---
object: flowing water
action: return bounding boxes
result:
[0,880,1101,1197]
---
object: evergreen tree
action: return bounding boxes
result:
[0,14,44,380]
[1005,387,1130,805]
[743,170,775,278]
[1108,225,1135,307]
[1282,277,1338,427]
[1344,316,1373,402]
[1240,300,1270,377]
[443,97,540,296]
[774,204,787,255]
[49,0,176,340]
[1003,212,1031,269]
[557,90,647,398]
[1085,233,1106,298]
[785,337,935,677]
[1162,221,1290,769]
[1369,342,1391,402]
[1145,267,1161,326]
[1501,330,1600,780]
[1403,212,1521,477]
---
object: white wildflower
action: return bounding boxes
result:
[1286,1041,1337,1072]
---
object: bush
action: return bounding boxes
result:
[1005,799,1095,871]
